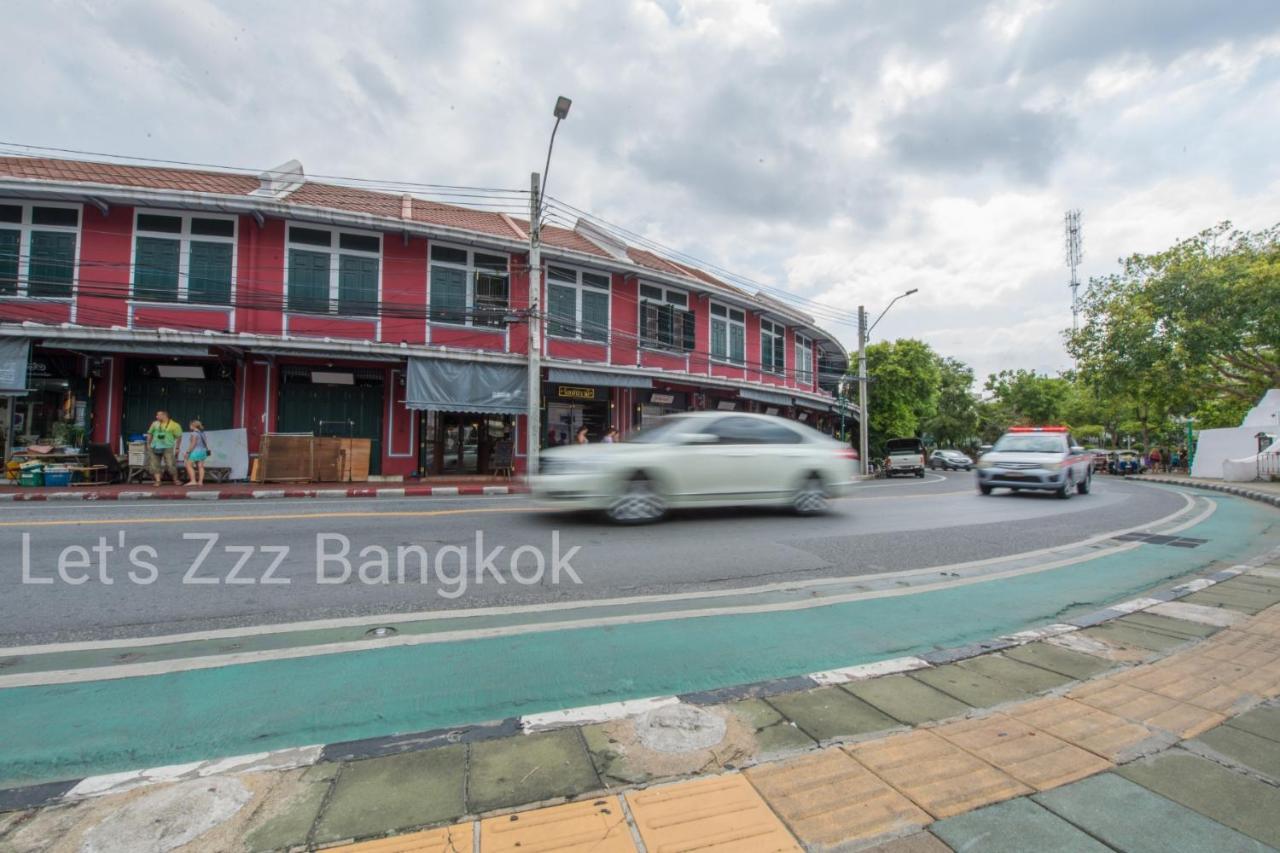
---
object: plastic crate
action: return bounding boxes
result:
[127,441,148,467]
[19,470,44,487]
[44,469,72,487]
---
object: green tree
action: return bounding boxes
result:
[984,369,1070,425]
[924,357,979,449]
[859,339,941,457]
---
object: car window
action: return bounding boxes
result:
[992,434,1069,453]
[756,421,803,444]
[700,416,797,445]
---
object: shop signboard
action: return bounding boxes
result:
[556,385,596,401]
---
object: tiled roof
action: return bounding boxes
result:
[627,247,689,277]
[0,156,260,195]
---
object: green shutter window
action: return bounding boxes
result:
[774,336,786,373]
[28,231,76,298]
[338,254,379,315]
[548,283,577,337]
[581,288,608,342]
[134,236,180,301]
[188,241,233,305]
[729,324,745,364]
[288,248,330,313]
[711,318,727,359]
[0,229,18,296]
[429,265,467,323]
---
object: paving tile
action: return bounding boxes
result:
[1068,680,1225,738]
[468,729,600,813]
[1183,588,1270,614]
[1118,750,1280,848]
[625,774,802,851]
[932,796,1110,853]
[478,796,635,852]
[1002,641,1113,680]
[324,824,472,852]
[932,713,1110,791]
[244,765,337,852]
[581,723,649,786]
[766,686,900,742]
[1006,697,1163,760]
[1193,724,1280,780]
[842,674,972,726]
[1078,621,1189,652]
[313,745,467,844]
[1034,773,1272,853]
[909,663,1032,707]
[1113,660,1258,713]
[1115,612,1220,640]
[847,729,1030,819]
[954,653,1075,694]
[725,698,816,755]
[1227,703,1280,743]
[858,831,953,853]
[746,748,931,847]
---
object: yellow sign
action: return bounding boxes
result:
[558,385,596,400]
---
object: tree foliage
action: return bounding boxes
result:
[925,357,979,448]
[862,338,941,456]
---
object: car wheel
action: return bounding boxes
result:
[1057,473,1074,500]
[1077,469,1092,495]
[792,473,829,516]
[979,484,993,495]
[916,470,925,478]
[606,473,667,524]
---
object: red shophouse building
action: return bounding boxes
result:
[0,156,854,477]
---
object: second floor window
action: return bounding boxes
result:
[795,334,814,384]
[429,245,510,327]
[134,212,235,305]
[710,303,746,365]
[761,318,786,375]
[547,265,609,342]
[0,201,80,299]
[287,225,380,316]
[640,283,694,352]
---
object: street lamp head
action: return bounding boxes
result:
[905,288,919,296]
[553,96,572,120]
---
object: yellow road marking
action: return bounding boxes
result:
[0,506,540,528]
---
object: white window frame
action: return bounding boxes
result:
[427,241,510,328]
[131,208,238,305]
[284,222,383,318]
[761,318,786,375]
[638,281,693,352]
[0,199,81,301]
[795,333,814,384]
[709,301,746,366]
[545,263,610,343]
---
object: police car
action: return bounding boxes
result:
[975,426,1093,498]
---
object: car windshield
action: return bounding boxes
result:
[993,434,1067,453]
[626,416,695,444]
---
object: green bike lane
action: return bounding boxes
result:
[0,490,1274,789]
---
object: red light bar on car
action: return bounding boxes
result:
[1007,426,1070,432]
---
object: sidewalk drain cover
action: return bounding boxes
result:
[634,704,727,754]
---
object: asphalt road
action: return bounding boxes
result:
[0,472,1187,646]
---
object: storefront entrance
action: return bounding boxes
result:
[418,411,513,476]
[544,383,611,445]
[122,360,235,439]
[277,366,383,475]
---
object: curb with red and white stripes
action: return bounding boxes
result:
[0,484,527,502]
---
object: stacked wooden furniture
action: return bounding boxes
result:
[257,434,372,483]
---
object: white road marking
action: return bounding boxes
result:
[520,696,681,733]
[810,656,929,685]
[1147,601,1245,627]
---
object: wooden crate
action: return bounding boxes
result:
[258,434,316,482]
[338,438,371,482]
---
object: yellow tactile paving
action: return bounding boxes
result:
[478,797,636,852]
[1006,697,1159,760]
[625,773,802,852]
[326,823,473,852]
[846,729,1030,819]
[1068,680,1226,738]
[745,748,931,847]
[932,713,1111,791]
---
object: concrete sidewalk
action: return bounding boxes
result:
[4,563,1280,851]
[0,477,526,502]
[1131,472,1280,507]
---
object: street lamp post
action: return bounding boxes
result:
[526,96,571,478]
[856,288,918,476]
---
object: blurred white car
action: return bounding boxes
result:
[532,412,859,523]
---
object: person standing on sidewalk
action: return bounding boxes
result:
[146,410,183,486]
[182,419,210,487]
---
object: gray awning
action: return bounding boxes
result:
[0,337,30,394]
[406,357,527,414]
[547,368,652,389]
[739,387,795,407]
[50,339,211,357]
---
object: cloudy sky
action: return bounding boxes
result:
[5,0,1280,380]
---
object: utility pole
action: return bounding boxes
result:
[1065,209,1083,333]
[526,171,542,477]
[857,305,869,477]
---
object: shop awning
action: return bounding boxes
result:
[739,387,795,407]
[547,368,653,389]
[405,357,527,415]
[49,339,211,357]
[0,337,30,394]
